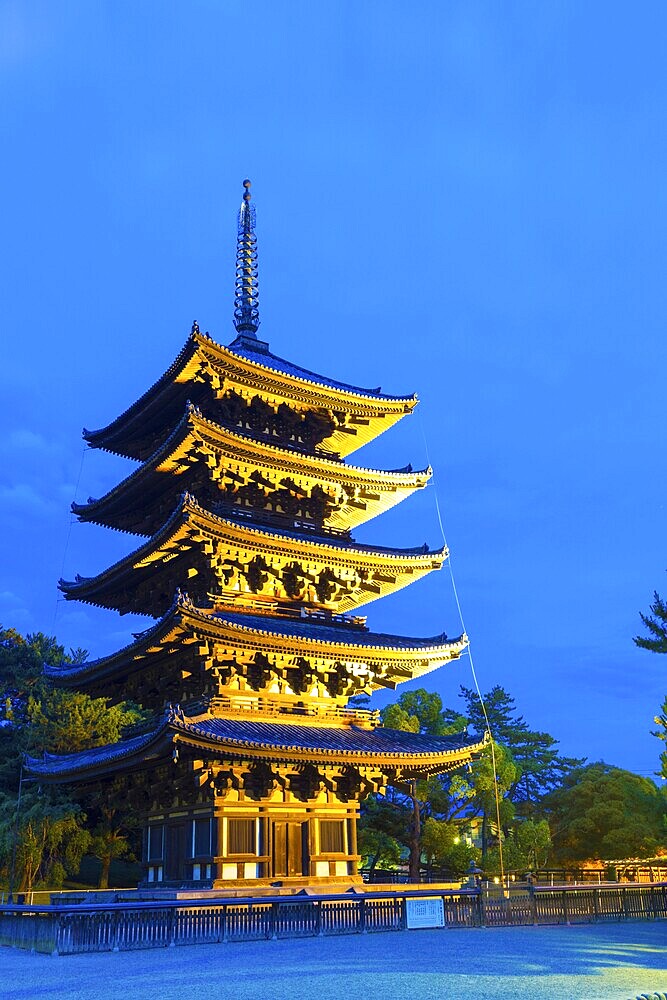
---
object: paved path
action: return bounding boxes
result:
[2,922,666,1000]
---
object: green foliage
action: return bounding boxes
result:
[90,825,132,889]
[635,590,667,778]
[0,625,148,890]
[635,590,667,653]
[357,826,402,872]
[543,762,667,861]
[468,741,517,827]
[0,625,146,769]
[370,685,587,871]
[27,689,144,755]
[0,626,93,793]
[382,689,468,737]
[381,702,419,734]
[449,686,583,810]
[377,688,523,865]
[0,788,91,891]
[653,696,667,780]
[420,816,457,863]
[358,793,408,872]
[420,817,480,875]
[485,819,552,874]
[512,818,552,870]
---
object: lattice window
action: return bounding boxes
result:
[228,818,256,856]
[147,825,164,861]
[319,820,345,854]
[193,818,212,857]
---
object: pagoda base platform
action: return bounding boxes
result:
[50,879,471,907]
[136,873,364,896]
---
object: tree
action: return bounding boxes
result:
[542,762,667,861]
[26,689,144,756]
[447,686,583,813]
[377,689,520,874]
[0,625,147,891]
[635,591,667,653]
[489,818,552,873]
[0,789,91,892]
[90,825,131,890]
[383,689,462,736]
[466,740,517,856]
[635,592,667,778]
[357,795,404,874]
[379,690,463,879]
[420,817,480,876]
[367,685,584,880]
[653,696,667,780]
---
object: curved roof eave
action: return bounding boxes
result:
[25,710,485,780]
[60,494,447,603]
[43,599,466,686]
[72,407,431,527]
[83,330,418,451]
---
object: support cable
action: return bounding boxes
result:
[418,408,505,888]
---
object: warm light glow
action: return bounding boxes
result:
[493,876,500,884]
[453,836,460,845]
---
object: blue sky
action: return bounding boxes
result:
[1,1,666,778]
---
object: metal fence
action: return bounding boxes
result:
[1,883,666,955]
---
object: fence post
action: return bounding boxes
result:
[112,910,120,952]
[53,910,62,956]
[562,889,569,926]
[478,891,486,928]
[359,897,367,934]
[593,887,599,922]
[270,901,279,940]
[530,887,538,926]
[622,888,628,920]
[168,906,177,947]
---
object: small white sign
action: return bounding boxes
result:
[405,896,445,929]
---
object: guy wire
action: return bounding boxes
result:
[417,407,505,887]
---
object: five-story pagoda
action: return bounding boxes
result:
[28,181,484,889]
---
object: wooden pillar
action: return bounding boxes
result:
[215,809,224,881]
[348,810,358,876]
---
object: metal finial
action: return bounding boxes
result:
[234,178,259,335]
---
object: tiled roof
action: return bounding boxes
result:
[84,331,415,448]
[226,336,414,402]
[213,610,456,650]
[43,599,463,684]
[60,494,444,598]
[233,514,436,556]
[178,715,478,758]
[25,710,483,778]
[73,407,430,532]
[25,725,168,776]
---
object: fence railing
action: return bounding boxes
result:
[1,883,666,955]
[363,865,667,885]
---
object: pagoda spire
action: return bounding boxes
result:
[233,178,260,336]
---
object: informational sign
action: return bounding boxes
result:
[405,896,445,929]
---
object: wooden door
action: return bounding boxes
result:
[273,821,288,877]
[165,822,188,881]
[273,821,308,878]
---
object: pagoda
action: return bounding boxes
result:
[27,181,484,888]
